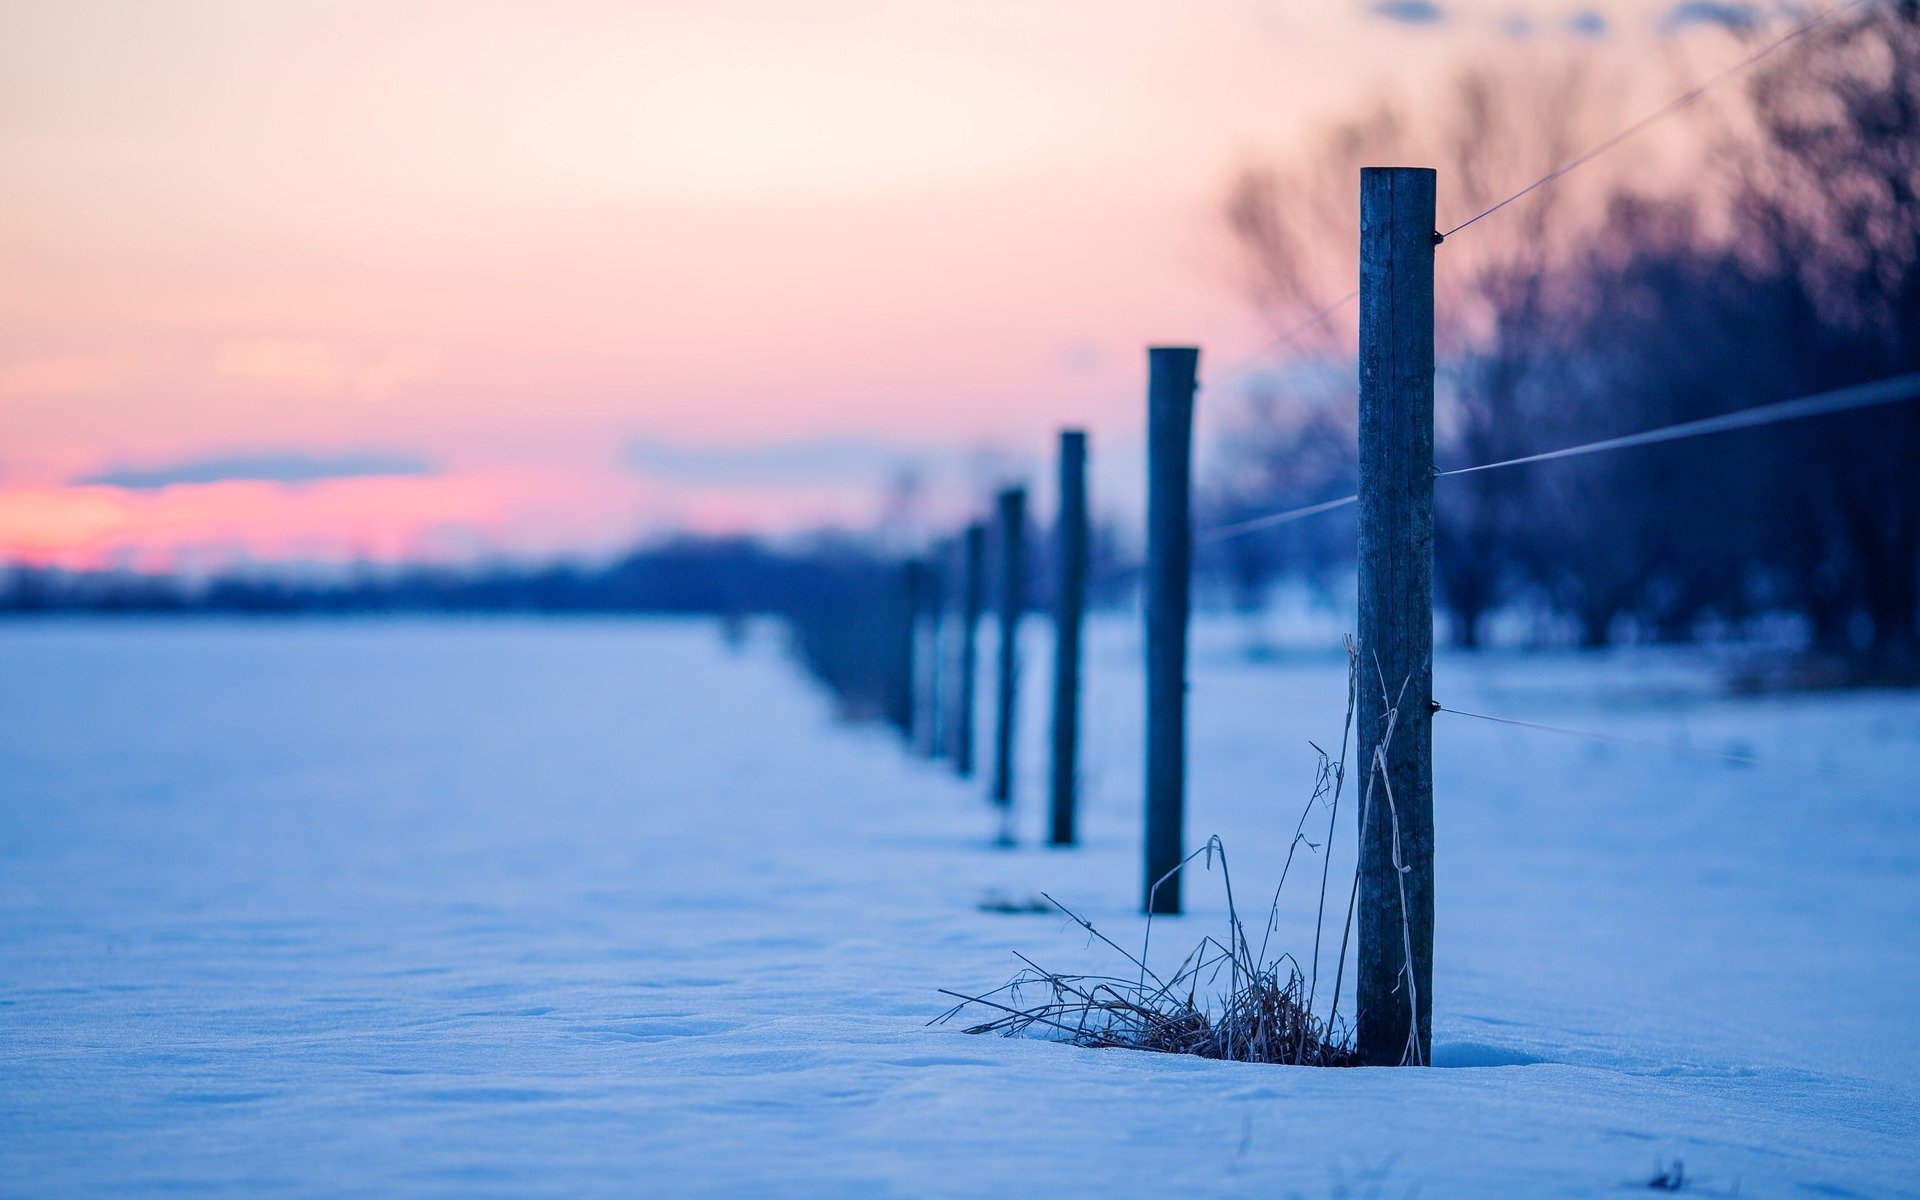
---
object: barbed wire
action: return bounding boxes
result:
[1438,0,1874,241]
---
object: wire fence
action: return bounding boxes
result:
[1181,358,1920,777]
[1430,702,1859,782]
[842,0,1912,809]
[1437,0,1872,241]
[1199,367,1920,545]
[1198,0,1880,404]
[1185,1,1911,781]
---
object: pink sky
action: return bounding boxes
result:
[1,0,1734,567]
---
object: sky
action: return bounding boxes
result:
[0,0,1767,568]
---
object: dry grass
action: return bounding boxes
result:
[935,639,1419,1069]
[935,869,1359,1067]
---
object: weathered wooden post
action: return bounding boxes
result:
[991,487,1025,816]
[1356,166,1437,1067]
[1144,347,1197,914]
[954,522,985,777]
[1050,430,1089,847]
[890,558,922,742]
[922,551,947,759]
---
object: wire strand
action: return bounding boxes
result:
[1433,702,1856,781]
[1438,0,1872,241]
[1182,2,1882,546]
[1199,290,1361,394]
[1193,368,1920,545]
[1269,289,1359,351]
[1197,494,1358,544]
[1441,368,1920,478]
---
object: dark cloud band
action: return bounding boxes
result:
[79,451,436,490]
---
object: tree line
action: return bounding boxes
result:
[0,536,886,618]
[1214,5,1920,679]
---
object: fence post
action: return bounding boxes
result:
[991,487,1026,821]
[1050,430,1089,847]
[955,522,985,777]
[922,550,946,759]
[890,558,921,742]
[1356,166,1437,1067]
[1144,347,1197,914]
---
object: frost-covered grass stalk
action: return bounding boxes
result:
[939,641,1419,1068]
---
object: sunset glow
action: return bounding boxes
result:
[0,0,1719,566]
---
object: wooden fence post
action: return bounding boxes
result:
[890,558,921,742]
[1356,166,1437,1067]
[1050,430,1089,847]
[922,550,947,759]
[991,487,1026,818]
[955,522,985,777]
[1144,347,1197,914]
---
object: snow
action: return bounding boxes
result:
[1,616,1916,1198]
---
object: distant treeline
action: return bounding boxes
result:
[0,529,1084,723]
[0,536,889,617]
[0,536,994,722]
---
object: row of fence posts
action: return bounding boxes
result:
[881,349,1206,910]
[867,166,1435,1065]
[883,431,1091,841]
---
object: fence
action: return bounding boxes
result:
[787,0,1920,1069]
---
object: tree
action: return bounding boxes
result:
[1222,59,1615,647]
[1732,2,1920,668]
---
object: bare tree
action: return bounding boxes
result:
[1732,2,1920,668]
[1218,18,1919,673]
[1221,58,1616,647]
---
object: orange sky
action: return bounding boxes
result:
[0,0,1742,567]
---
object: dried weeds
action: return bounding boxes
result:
[934,638,1422,1068]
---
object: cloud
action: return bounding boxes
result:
[1368,1,1447,26]
[624,435,940,488]
[1660,1,1764,31]
[1567,10,1609,36]
[77,450,437,491]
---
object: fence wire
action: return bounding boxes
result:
[1432,701,1857,782]
[1199,494,1359,544]
[1443,368,1920,476]
[1200,290,1361,397]
[1438,0,1874,241]
[1203,1,1873,393]
[1198,368,1920,545]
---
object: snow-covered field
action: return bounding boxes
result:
[1,616,1915,1198]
